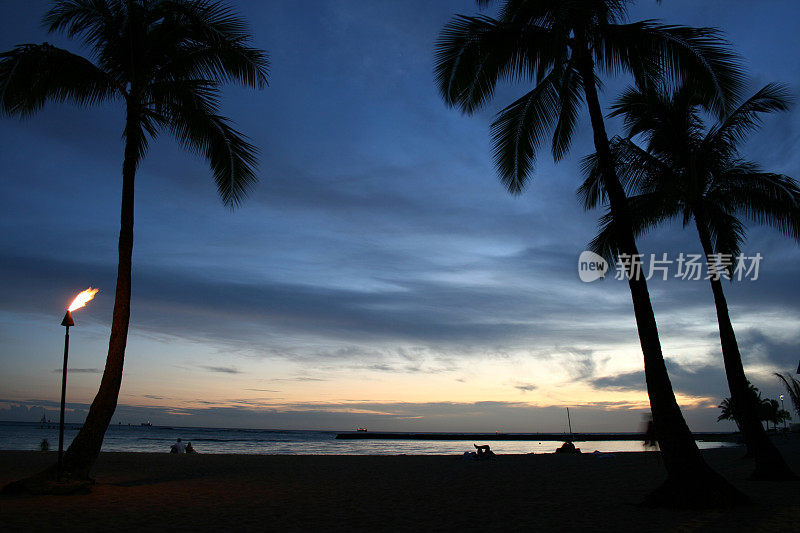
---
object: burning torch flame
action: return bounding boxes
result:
[68,287,99,312]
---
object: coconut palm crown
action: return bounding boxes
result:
[435,0,743,192]
[581,82,800,261]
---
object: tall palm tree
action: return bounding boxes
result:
[434,0,747,506]
[0,0,268,482]
[581,82,799,479]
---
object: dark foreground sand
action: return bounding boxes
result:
[1,440,799,531]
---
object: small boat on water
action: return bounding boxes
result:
[141,421,152,427]
[356,428,367,432]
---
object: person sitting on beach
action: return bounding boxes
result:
[170,438,186,454]
[185,442,196,454]
[555,440,580,454]
[474,444,495,459]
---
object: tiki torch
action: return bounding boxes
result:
[57,287,98,479]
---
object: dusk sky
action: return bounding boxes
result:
[1,0,798,433]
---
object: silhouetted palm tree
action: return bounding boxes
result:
[719,385,791,431]
[581,82,799,479]
[0,0,268,481]
[760,398,790,431]
[717,397,741,430]
[434,0,745,506]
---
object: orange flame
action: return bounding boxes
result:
[68,287,99,312]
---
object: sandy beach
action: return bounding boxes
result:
[1,439,799,531]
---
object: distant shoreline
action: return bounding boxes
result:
[336,431,743,442]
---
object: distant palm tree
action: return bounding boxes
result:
[717,381,763,430]
[717,397,741,430]
[776,373,800,419]
[434,0,745,506]
[719,386,791,431]
[0,0,268,481]
[759,398,790,431]
[581,82,799,479]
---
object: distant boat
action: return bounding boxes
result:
[357,428,367,432]
[141,421,152,427]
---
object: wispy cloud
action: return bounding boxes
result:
[200,365,242,374]
[271,377,327,382]
[52,368,102,374]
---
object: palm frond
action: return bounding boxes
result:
[588,211,617,263]
[776,373,800,418]
[701,203,746,258]
[0,43,117,117]
[723,168,800,242]
[44,0,122,49]
[578,136,672,209]
[604,21,744,117]
[149,0,269,89]
[704,83,793,158]
[551,64,583,162]
[489,71,560,193]
[155,81,258,206]
[593,21,661,88]
[587,193,681,265]
[577,151,606,210]
[433,14,560,114]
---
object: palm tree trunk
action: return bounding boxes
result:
[693,215,794,480]
[573,42,746,507]
[60,104,141,479]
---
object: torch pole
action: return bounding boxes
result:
[58,310,74,480]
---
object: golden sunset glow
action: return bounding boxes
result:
[68,287,99,312]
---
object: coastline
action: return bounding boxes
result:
[1,439,798,531]
[334,431,743,442]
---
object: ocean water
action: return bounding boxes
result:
[0,422,738,455]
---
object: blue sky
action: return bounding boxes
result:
[1,0,799,432]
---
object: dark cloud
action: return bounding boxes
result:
[737,328,800,370]
[271,377,327,382]
[200,366,242,375]
[589,359,729,401]
[0,396,728,432]
[514,384,537,392]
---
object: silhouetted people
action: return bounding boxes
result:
[170,438,186,454]
[474,444,495,458]
[555,441,580,454]
[186,442,196,454]
[642,415,658,451]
